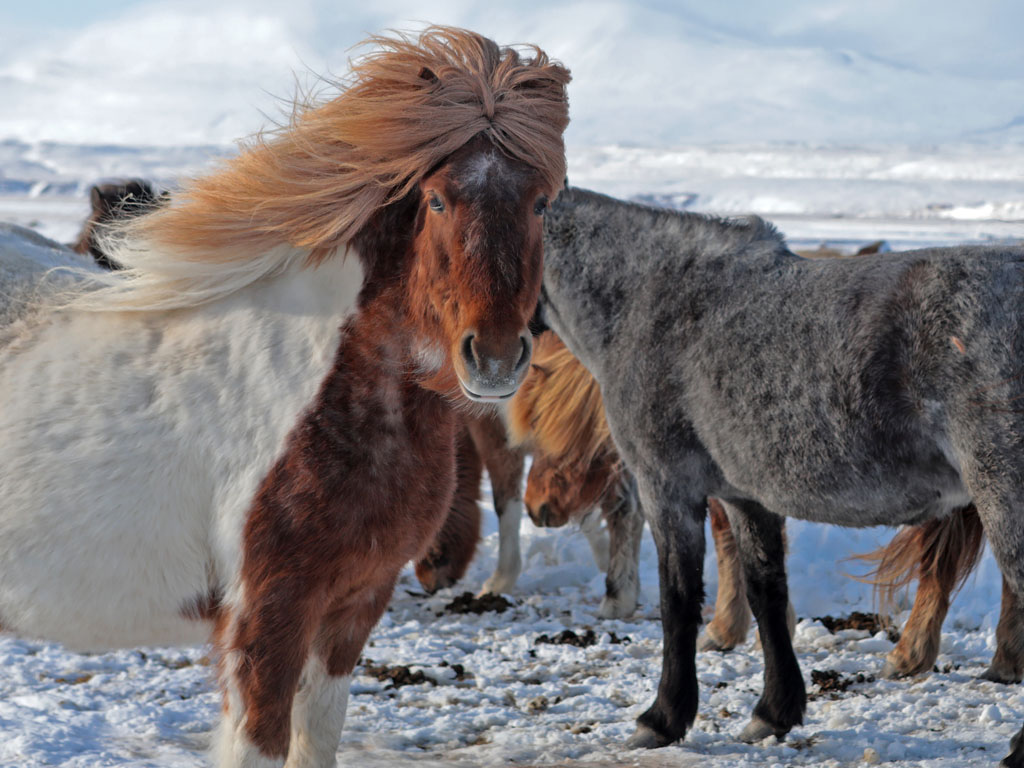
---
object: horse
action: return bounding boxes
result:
[0,26,569,768]
[70,179,167,269]
[413,413,527,595]
[506,330,644,617]
[413,331,644,617]
[536,185,1024,766]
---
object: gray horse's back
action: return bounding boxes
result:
[0,223,98,328]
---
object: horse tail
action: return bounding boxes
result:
[851,504,986,617]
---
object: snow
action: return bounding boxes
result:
[0,480,1019,767]
[2,1,1024,766]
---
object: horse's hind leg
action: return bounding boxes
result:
[699,498,752,651]
[470,414,526,595]
[983,576,1024,683]
[597,471,643,619]
[963,471,1024,764]
[879,506,987,678]
[721,499,805,743]
[626,476,706,749]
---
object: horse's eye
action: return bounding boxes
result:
[534,196,549,216]
[428,192,445,213]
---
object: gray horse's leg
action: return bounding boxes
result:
[597,473,643,619]
[959,460,1024,765]
[627,476,705,748]
[721,500,805,742]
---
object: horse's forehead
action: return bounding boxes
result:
[451,148,530,197]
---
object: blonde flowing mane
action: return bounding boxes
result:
[72,26,571,311]
[509,332,614,468]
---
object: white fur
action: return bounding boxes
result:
[286,657,350,768]
[0,233,364,650]
[579,508,610,572]
[480,498,523,595]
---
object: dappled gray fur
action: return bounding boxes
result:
[541,187,1024,762]
[0,224,97,335]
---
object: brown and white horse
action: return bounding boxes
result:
[0,27,569,768]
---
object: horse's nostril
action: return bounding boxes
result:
[461,333,476,370]
[515,335,531,371]
[538,503,551,526]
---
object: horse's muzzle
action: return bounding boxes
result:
[457,330,532,402]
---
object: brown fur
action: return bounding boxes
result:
[124,26,569,265]
[507,331,622,527]
[853,505,988,677]
[467,413,527,512]
[415,424,484,593]
[854,505,986,618]
[985,577,1024,683]
[414,411,526,593]
[700,499,752,650]
[212,28,567,760]
[509,331,612,464]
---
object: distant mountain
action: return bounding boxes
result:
[0,1,1022,147]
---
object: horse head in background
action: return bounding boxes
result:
[70,178,167,269]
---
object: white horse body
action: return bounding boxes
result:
[0,227,364,650]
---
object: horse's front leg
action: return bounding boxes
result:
[597,473,643,619]
[471,415,526,596]
[627,478,706,748]
[721,499,805,742]
[216,585,322,768]
[284,577,398,768]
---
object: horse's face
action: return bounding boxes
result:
[524,454,617,528]
[411,134,551,402]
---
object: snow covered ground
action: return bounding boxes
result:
[2,1,1024,765]
[0,456,1019,768]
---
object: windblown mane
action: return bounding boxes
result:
[509,331,614,467]
[71,26,571,311]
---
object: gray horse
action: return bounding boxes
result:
[538,186,1024,766]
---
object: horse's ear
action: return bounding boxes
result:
[418,67,438,84]
[89,185,110,214]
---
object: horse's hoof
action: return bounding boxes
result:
[880,658,904,679]
[479,576,516,597]
[738,716,784,744]
[698,625,738,653]
[981,664,1023,684]
[597,595,637,619]
[625,724,667,749]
